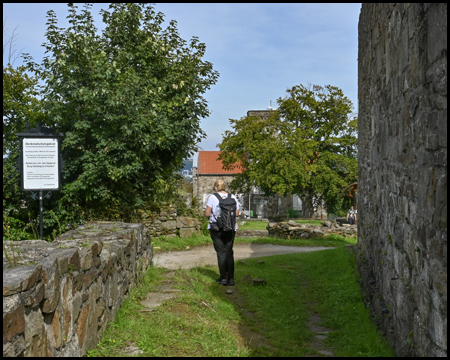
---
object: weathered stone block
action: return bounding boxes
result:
[3,304,25,343]
[40,257,61,314]
[179,227,200,238]
[96,298,106,319]
[72,272,84,296]
[79,248,93,271]
[76,304,89,349]
[50,248,80,275]
[177,216,199,228]
[23,282,45,307]
[51,309,62,349]
[3,265,42,296]
[72,292,82,324]
[162,220,177,231]
[2,335,26,357]
[24,305,47,357]
[83,269,100,288]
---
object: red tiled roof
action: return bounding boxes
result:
[198,151,243,174]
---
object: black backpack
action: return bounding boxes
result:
[214,193,237,232]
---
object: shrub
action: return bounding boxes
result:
[286,209,301,219]
[200,216,210,236]
[273,213,283,222]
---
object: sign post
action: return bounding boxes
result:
[17,123,63,240]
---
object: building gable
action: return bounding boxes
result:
[197,151,243,175]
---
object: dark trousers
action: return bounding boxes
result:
[209,228,235,279]
[349,218,355,225]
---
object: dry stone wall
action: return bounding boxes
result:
[138,206,200,238]
[3,222,152,357]
[267,220,357,240]
[358,3,446,357]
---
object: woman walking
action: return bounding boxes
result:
[204,180,240,286]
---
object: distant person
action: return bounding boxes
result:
[347,206,357,225]
[204,180,240,286]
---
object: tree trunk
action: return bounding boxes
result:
[301,190,314,218]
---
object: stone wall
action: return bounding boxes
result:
[267,220,357,240]
[358,3,447,357]
[3,222,152,357]
[138,206,200,238]
[192,173,235,210]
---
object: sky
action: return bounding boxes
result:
[3,3,362,153]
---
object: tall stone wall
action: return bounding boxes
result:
[358,3,446,357]
[3,222,152,357]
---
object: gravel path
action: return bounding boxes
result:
[152,242,335,270]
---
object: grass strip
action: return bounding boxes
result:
[152,232,356,254]
[292,246,395,357]
[88,237,393,357]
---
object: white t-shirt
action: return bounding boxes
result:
[206,192,240,230]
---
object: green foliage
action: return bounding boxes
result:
[200,217,210,236]
[26,3,219,212]
[272,214,283,222]
[294,219,324,226]
[286,208,301,219]
[3,65,42,156]
[5,4,218,239]
[219,84,357,218]
[3,64,45,240]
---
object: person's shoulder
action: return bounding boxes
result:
[207,193,218,202]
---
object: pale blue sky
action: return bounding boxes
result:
[3,3,361,152]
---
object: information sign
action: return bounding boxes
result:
[22,138,60,190]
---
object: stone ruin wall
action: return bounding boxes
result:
[3,222,152,357]
[138,206,200,239]
[267,220,357,240]
[2,204,201,357]
[357,3,446,357]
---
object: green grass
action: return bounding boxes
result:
[238,234,356,248]
[152,233,212,252]
[88,235,394,357]
[295,219,325,226]
[152,232,355,253]
[237,220,269,231]
[298,247,395,356]
[239,247,394,357]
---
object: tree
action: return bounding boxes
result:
[3,17,25,68]
[218,84,357,218]
[23,3,219,218]
[3,65,42,156]
[3,19,43,239]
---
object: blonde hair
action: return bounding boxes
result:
[214,179,226,191]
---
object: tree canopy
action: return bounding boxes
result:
[218,84,357,217]
[20,3,219,219]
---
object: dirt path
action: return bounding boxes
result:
[152,242,335,270]
[138,244,337,356]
